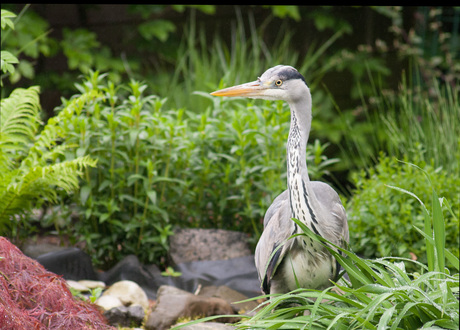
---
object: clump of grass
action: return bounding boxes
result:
[237,167,459,329]
[173,168,459,329]
[341,70,459,174]
[150,8,346,112]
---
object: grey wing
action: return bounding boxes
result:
[255,190,294,294]
[311,181,349,247]
[263,190,289,228]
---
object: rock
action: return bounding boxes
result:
[78,279,106,290]
[169,229,252,264]
[22,242,67,259]
[95,295,123,310]
[99,254,166,300]
[67,279,106,293]
[102,280,149,310]
[99,253,261,300]
[199,285,259,314]
[66,279,90,292]
[145,285,236,330]
[104,305,145,327]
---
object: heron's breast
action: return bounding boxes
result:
[282,237,334,290]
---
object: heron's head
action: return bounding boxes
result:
[211,65,308,103]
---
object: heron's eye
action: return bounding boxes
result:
[275,80,283,87]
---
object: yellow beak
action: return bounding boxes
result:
[210,81,265,97]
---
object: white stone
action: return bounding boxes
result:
[67,279,90,292]
[102,280,149,310]
[95,294,123,310]
[78,279,106,290]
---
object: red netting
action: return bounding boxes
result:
[0,237,114,329]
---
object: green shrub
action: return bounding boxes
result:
[53,72,337,268]
[346,155,459,272]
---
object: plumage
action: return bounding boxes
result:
[211,65,349,295]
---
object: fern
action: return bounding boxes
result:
[0,87,41,171]
[0,86,98,234]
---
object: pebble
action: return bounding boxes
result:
[78,279,106,290]
[100,280,149,310]
[67,279,90,292]
[95,295,124,310]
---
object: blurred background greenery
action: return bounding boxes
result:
[1,5,458,270]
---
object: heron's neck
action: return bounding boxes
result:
[286,94,312,181]
[286,92,314,222]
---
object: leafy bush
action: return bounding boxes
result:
[346,155,459,272]
[52,72,337,267]
[0,237,112,329]
[0,9,96,237]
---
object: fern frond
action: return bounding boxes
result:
[32,89,102,152]
[0,156,97,229]
[0,86,101,234]
[0,86,41,149]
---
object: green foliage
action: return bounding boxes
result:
[161,266,182,277]
[60,28,131,84]
[378,6,460,87]
[341,67,460,273]
[1,8,15,30]
[52,71,336,267]
[176,183,459,329]
[0,86,97,235]
[1,9,18,85]
[1,5,55,85]
[346,155,459,272]
[343,73,459,173]
[0,50,18,77]
[334,6,460,173]
[0,7,96,236]
[149,8,354,112]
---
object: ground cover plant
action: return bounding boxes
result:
[0,237,113,329]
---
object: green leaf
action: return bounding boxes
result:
[99,213,110,223]
[146,190,157,205]
[432,190,445,275]
[80,185,91,205]
[127,174,145,186]
[138,20,176,42]
[1,9,16,30]
[1,51,19,75]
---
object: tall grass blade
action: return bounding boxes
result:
[432,189,446,276]
[386,183,435,272]
[412,226,459,271]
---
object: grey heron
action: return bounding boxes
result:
[211,65,349,295]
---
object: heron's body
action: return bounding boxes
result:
[211,65,349,295]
